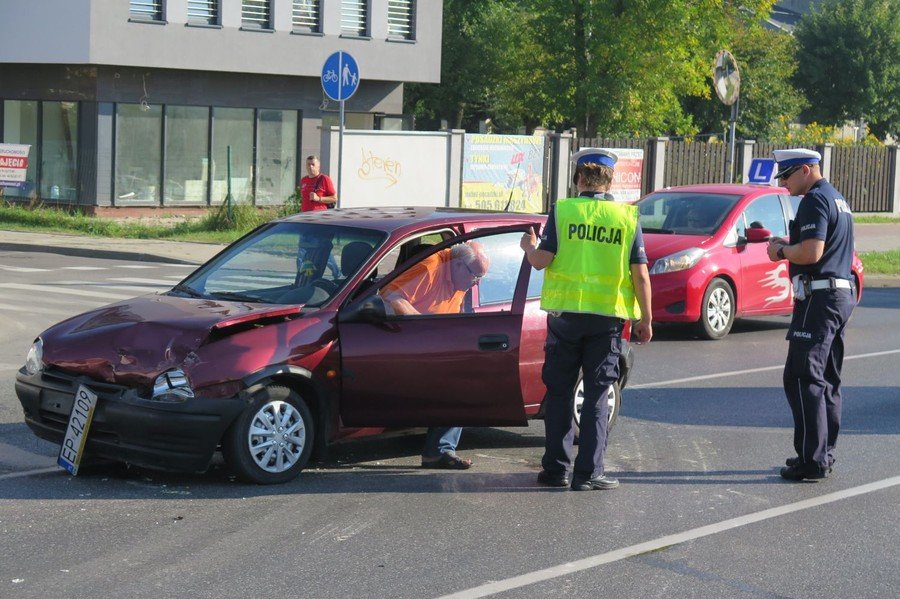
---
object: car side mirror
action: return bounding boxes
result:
[339,295,387,324]
[745,227,772,243]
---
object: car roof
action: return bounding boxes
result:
[275,206,544,233]
[644,183,789,196]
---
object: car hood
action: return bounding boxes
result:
[643,233,715,262]
[40,293,302,385]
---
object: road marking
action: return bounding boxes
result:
[110,277,177,285]
[0,467,59,481]
[58,266,107,271]
[0,283,134,301]
[0,264,49,272]
[438,475,900,599]
[0,302,79,318]
[629,349,900,389]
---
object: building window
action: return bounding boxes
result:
[188,1,219,26]
[387,0,414,40]
[130,1,163,21]
[165,106,210,204]
[212,107,254,204]
[257,110,298,205]
[115,103,162,205]
[1,100,39,201]
[242,1,272,29]
[341,0,368,36]
[41,102,79,202]
[292,0,321,33]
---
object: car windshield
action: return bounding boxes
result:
[636,192,741,235]
[174,222,385,308]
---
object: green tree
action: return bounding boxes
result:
[793,0,900,140]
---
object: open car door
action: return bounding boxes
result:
[337,226,532,427]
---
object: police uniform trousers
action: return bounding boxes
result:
[784,286,855,470]
[541,312,624,480]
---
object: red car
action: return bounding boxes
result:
[16,208,633,483]
[636,184,865,339]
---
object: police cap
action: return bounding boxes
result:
[773,148,821,179]
[572,148,618,169]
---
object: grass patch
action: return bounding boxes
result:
[859,250,900,275]
[855,215,900,224]
[0,202,293,244]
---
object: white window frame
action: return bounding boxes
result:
[341,0,369,37]
[387,0,415,40]
[292,0,321,33]
[129,0,164,21]
[242,0,273,30]
[188,0,220,26]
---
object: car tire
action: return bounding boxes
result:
[223,385,314,484]
[573,375,621,443]
[698,278,735,340]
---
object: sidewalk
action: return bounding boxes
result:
[1,225,898,286]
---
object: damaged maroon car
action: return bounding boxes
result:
[16,207,634,483]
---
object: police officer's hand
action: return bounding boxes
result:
[520,227,538,253]
[632,318,652,344]
[767,239,786,262]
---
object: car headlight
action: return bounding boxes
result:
[152,369,195,402]
[25,338,44,375]
[649,248,706,275]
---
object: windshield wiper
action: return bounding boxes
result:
[170,284,205,298]
[209,291,265,303]
[642,227,675,234]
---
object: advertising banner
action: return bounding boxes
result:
[607,148,644,202]
[0,143,31,188]
[462,134,544,213]
[339,132,449,207]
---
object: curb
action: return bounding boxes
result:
[0,242,200,265]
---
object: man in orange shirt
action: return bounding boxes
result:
[380,241,490,469]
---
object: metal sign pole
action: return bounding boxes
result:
[727,96,739,183]
[338,99,344,209]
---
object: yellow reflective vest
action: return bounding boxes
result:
[541,197,640,319]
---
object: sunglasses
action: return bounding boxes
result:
[463,261,485,282]
[777,166,801,181]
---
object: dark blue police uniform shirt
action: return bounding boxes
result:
[789,179,854,279]
[538,192,648,265]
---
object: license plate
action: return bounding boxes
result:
[57,384,98,475]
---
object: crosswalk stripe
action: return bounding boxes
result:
[0,302,79,318]
[114,265,164,269]
[0,283,134,301]
[109,277,179,285]
[58,266,107,271]
[0,264,49,273]
[0,291,102,309]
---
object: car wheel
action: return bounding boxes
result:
[698,278,734,340]
[573,375,621,442]
[223,385,314,484]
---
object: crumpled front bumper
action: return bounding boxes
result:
[15,367,246,473]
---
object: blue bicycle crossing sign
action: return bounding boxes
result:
[321,52,360,101]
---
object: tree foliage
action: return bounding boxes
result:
[793,0,900,140]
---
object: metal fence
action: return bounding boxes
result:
[572,136,899,213]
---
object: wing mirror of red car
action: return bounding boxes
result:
[338,295,387,324]
[744,227,772,243]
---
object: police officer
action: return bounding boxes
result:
[521,148,652,491]
[766,149,856,481]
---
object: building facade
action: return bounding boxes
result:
[0,0,441,208]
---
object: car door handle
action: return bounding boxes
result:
[478,334,509,351]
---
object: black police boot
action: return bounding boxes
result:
[537,470,570,487]
[780,463,828,481]
[571,474,619,491]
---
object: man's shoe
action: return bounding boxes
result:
[785,456,834,473]
[780,463,828,481]
[537,470,570,487]
[571,475,619,491]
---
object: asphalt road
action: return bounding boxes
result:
[0,248,898,599]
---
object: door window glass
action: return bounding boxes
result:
[2,100,38,200]
[257,109,297,205]
[212,107,253,204]
[41,101,79,202]
[115,103,161,204]
[739,194,787,238]
[165,105,209,204]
